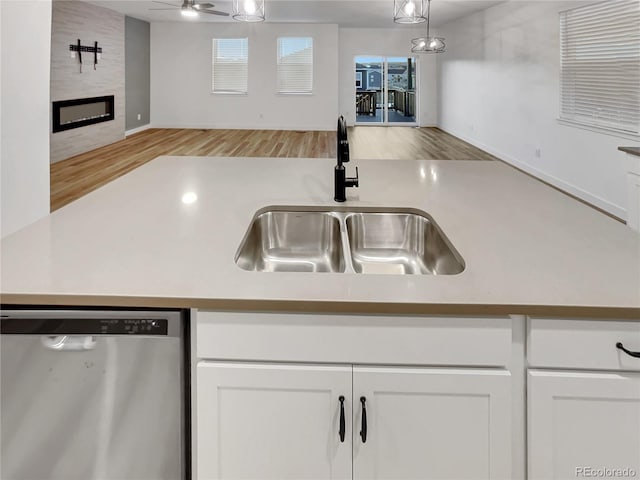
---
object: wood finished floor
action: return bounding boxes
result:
[50,127,498,211]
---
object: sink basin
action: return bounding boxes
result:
[236,207,464,275]
[235,210,345,272]
[345,212,465,275]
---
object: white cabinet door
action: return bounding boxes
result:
[528,370,640,480]
[197,362,352,480]
[352,367,512,480]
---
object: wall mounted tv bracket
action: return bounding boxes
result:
[69,40,102,73]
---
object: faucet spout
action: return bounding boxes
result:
[334,116,359,202]
[337,115,349,167]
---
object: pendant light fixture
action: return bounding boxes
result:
[393,0,426,24]
[232,0,265,22]
[411,0,445,53]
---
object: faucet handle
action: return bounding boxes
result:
[346,166,359,188]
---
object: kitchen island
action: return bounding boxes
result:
[1,156,638,317]
[2,156,639,480]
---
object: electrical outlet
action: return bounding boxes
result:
[535,148,541,158]
[70,51,76,59]
[137,114,141,121]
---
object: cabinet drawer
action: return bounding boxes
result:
[197,311,512,367]
[528,317,640,371]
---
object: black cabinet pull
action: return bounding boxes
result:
[338,396,346,443]
[77,39,82,73]
[360,396,367,443]
[616,342,640,358]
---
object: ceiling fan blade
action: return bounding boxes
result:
[152,0,180,6]
[193,2,214,9]
[199,9,229,15]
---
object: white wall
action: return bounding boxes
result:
[338,28,439,127]
[437,1,637,219]
[1,0,52,238]
[151,22,339,130]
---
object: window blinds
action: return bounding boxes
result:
[560,0,640,135]
[277,37,313,94]
[212,38,248,94]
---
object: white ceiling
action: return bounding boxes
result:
[86,0,506,28]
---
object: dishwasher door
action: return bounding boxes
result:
[0,309,187,480]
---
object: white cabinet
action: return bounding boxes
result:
[196,362,353,480]
[193,311,640,480]
[196,362,513,480]
[527,317,640,480]
[352,367,512,480]
[528,317,640,371]
[194,312,515,479]
[624,151,640,231]
[627,171,640,231]
[528,370,640,480]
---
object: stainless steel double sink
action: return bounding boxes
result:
[235,207,465,275]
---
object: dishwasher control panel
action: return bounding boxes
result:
[0,317,169,335]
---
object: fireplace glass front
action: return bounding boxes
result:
[53,95,114,133]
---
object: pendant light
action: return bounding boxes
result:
[411,0,445,53]
[394,0,426,24]
[232,0,265,22]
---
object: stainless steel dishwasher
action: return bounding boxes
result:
[0,308,189,480]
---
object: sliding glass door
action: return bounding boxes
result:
[355,56,417,125]
[386,57,417,124]
[355,56,384,123]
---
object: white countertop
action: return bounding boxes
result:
[1,156,639,317]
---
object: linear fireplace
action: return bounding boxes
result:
[52,95,114,133]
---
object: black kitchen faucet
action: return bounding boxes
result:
[334,116,359,202]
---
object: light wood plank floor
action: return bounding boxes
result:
[50,127,498,211]
[350,127,498,161]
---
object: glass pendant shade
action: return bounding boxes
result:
[411,36,445,53]
[232,0,265,22]
[394,0,427,24]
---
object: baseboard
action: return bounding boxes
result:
[438,124,626,220]
[151,123,334,131]
[125,124,152,136]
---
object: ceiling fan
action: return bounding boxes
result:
[150,0,229,17]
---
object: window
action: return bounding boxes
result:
[355,72,363,89]
[212,38,248,94]
[277,37,313,94]
[559,0,640,135]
